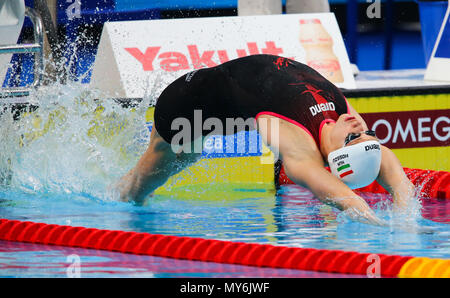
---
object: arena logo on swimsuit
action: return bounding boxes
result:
[309,102,335,116]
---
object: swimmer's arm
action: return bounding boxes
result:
[347,103,414,209]
[116,128,201,204]
[283,158,386,226]
[116,129,177,204]
[376,145,416,210]
[257,114,384,226]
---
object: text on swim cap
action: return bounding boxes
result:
[332,154,348,163]
[365,144,380,151]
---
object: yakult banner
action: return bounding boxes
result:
[90,13,356,98]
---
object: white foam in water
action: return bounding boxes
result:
[0,80,156,201]
[0,25,173,202]
[336,190,438,234]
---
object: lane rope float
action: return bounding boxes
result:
[278,166,450,199]
[1,219,448,277]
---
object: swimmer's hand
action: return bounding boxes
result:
[324,196,387,227]
[113,169,136,203]
[113,169,151,205]
[337,196,386,226]
[343,205,387,227]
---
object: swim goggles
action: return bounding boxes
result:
[344,130,377,146]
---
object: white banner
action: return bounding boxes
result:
[90,13,356,99]
[425,0,450,82]
[0,0,25,85]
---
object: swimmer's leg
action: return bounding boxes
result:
[116,127,201,204]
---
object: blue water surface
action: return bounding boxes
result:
[1,183,448,277]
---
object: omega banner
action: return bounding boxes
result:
[362,110,450,149]
[90,13,356,99]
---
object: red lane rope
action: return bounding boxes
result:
[279,166,450,199]
[0,218,412,277]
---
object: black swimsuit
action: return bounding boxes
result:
[154,54,349,147]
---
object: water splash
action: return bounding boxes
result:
[336,190,439,235]
[0,81,154,201]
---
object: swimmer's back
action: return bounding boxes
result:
[154,54,348,145]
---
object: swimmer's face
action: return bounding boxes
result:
[330,114,376,150]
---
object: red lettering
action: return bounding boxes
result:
[125,41,285,72]
[159,51,189,72]
[236,49,247,58]
[274,57,289,70]
[187,45,217,69]
[261,41,283,56]
[125,47,160,71]
[247,42,260,55]
[217,50,230,63]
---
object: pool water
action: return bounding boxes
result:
[1,184,448,256]
[0,83,449,277]
[0,184,449,277]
